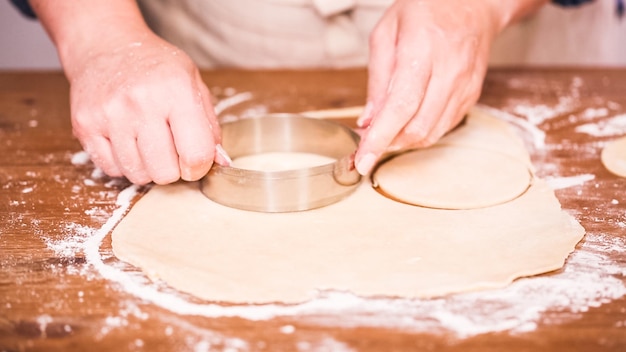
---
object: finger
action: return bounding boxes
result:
[214,144,232,166]
[109,131,151,185]
[136,119,180,185]
[398,52,485,150]
[194,73,232,166]
[355,34,433,175]
[72,110,123,177]
[81,135,123,177]
[390,87,464,151]
[169,84,216,182]
[392,65,457,149]
[359,18,397,128]
[430,78,482,142]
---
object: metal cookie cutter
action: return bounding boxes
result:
[201,114,362,212]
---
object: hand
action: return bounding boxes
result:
[354,0,503,175]
[66,30,226,185]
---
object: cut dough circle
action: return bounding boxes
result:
[373,146,532,209]
[601,136,626,178]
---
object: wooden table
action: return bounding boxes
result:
[1,69,625,351]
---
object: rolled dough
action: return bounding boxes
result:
[111,108,585,304]
[601,136,626,178]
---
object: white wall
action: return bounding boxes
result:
[0,0,61,69]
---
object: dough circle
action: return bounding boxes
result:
[373,146,532,209]
[111,109,584,304]
[601,136,626,178]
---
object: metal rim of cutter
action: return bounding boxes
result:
[200,114,362,212]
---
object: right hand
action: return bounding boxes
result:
[66,31,225,185]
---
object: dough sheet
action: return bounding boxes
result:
[111,108,585,303]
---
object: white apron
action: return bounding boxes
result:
[137,0,626,68]
[137,0,393,68]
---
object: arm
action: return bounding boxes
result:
[355,0,550,175]
[29,0,226,184]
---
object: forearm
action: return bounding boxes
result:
[29,0,150,79]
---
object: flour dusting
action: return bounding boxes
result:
[581,107,610,120]
[71,151,91,165]
[213,92,253,116]
[576,113,626,137]
[44,222,93,258]
[512,97,575,125]
[545,174,596,190]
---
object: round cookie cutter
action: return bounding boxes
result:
[201,114,362,212]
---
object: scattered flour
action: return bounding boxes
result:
[71,151,91,165]
[220,105,269,123]
[512,97,575,125]
[575,113,626,137]
[213,92,254,116]
[36,315,53,338]
[295,337,356,352]
[280,325,296,334]
[45,223,94,258]
[581,107,610,120]
[504,76,586,126]
[545,174,596,190]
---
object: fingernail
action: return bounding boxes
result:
[356,152,377,175]
[357,101,373,128]
[215,144,232,166]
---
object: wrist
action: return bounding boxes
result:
[59,23,153,81]
[483,0,549,33]
[29,0,151,80]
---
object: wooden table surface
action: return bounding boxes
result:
[1,68,625,351]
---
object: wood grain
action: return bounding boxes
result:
[1,69,625,351]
